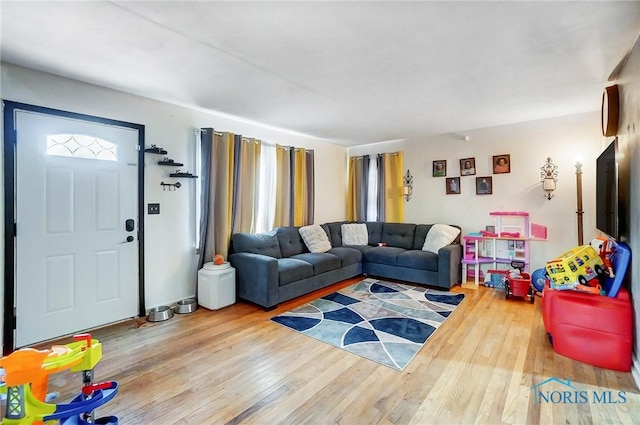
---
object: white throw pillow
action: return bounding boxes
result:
[341,223,369,246]
[422,224,460,253]
[299,225,332,253]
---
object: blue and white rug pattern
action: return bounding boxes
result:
[270,278,465,371]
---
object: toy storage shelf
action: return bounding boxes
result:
[462,211,547,288]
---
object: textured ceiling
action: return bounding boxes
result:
[1,1,639,146]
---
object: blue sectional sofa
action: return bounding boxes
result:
[229,221,462,309]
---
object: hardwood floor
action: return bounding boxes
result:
[36,278,640,424]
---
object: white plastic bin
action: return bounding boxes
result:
[197,262,236,310]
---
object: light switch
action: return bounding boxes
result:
[148,203,160,215]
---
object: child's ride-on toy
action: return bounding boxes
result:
[505,260,535,303]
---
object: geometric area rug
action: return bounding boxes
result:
[270,278,465,371]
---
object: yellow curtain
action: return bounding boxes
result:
[274,144,291,227]
[232,138,261,233]
[347,156,356,221]
[383,152,404,222]
[293,147,307,226]
[212,132,235,259]
[347,156,366,221]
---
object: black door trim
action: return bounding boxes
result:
[2,100,146,354]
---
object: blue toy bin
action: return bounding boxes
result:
[602,241,631,297]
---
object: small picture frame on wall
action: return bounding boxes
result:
[433,160,447,177]
[460,157,476,176]
[476,176,493,195]
[446,177,460,194]
[493,154,511,174]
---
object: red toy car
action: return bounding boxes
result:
[505,261,535,303]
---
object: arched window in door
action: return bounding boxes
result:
[46,134,118,161]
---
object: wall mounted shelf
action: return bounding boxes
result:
[145,146,196,180]
[169,172,198,178]
[144,145,167,154]
[158,159,184,166]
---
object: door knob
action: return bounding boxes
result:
[120,236,134,244]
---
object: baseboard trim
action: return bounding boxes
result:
[632,354,640,389]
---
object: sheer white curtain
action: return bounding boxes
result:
[366,159,378,221]
[255,143,277,233]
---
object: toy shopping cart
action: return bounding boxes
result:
[505,260,534,303]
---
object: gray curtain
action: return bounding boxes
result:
[362,155,370,220]
[346,155,370,221]
[377,154,385,222]
[230,134,243,232]
[197,128,214,270]
[289,146,296,226]
[305,150,315,224]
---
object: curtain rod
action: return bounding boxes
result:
[194,128,288,148]
[194,128,314,151]
[194,128,254,141]
[193,128,227,137]
[350,151,400,159]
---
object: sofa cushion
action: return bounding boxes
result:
[320,224,331,243]
[413,224,433,250]
[278,258,314,285]
[299,224,332,253]
[325,221,349,247]
[345,245,375,255]
[381,223,416,249]
[277,227,308,257]
[231,231,282,258]
[290,253,341,274]
[327,247,363,267]
[341,223,368,245]
[365,222,383,245]
[397,250,439,271]
[422,224,461,253]
[363,246,406,266]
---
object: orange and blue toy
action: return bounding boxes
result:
[0,333,118,425]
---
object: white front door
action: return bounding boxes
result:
[15,110,139,347]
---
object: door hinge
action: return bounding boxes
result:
[13,222,17,236]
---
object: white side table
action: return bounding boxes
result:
[197,262,236,310]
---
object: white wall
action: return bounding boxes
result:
[349,112,602,272]
[0,63,347,349]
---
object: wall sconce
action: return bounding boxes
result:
[540,157,558,200]
[402,169,413,202]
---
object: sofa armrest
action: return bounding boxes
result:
[229,252,279,309]
[438,244,462,287]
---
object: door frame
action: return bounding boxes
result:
[2,100,146,354]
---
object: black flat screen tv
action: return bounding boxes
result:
[596,138,629,241]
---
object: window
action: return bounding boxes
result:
[46,134,117,161]
[366,159,378,221]
[255,144,277,233]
